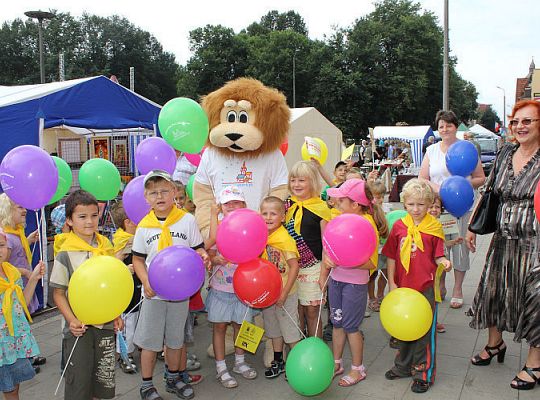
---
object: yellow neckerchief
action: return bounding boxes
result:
[0,262,32,336]
[58,231,113,256]
[3,225,31,265]
[262,225,299,260]
[399,213,445,274]
[53,233,69,257]
[286,196,331,235]
[138,207,186,251]
[112,228,133,253]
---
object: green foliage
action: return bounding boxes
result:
[478,105,501,132]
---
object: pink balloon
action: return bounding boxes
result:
[122,176,150,224]
[323,214,377,267]
[216,209,268,264]
[184,152,201,167]
[135,137,176,174]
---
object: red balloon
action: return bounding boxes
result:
[233,258,282,308]
[280,141,288,155]
[535,180,540,221]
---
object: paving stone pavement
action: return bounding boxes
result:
[21,233,538,400]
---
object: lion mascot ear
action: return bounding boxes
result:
[193,78,290,235]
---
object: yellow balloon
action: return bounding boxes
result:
[380,288,433,341]
[68,256,134,325]
[301,137,328,165]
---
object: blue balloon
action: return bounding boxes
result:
[445,140,478,177]
[439,176,474,218]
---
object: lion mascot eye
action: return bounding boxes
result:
[227,110,237,123]
[238,111,249,123]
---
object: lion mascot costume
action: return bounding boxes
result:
[193,78,290,234]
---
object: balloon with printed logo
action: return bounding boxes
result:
[122,176,150,224]
[186,175,195,200]
[439,176,474,218]
[380,287,433,341]
[135,137,176,175]
[322,214,377,267]
[158,97,209,154]
[48,156,73,205]
[68,256,133,325]
[445,140,479,177]
[0,145,58,210]
[535,180,540,221]
[79,158,121,201]
[216,208,268,264]
[301,137,328,165]
[148,245,205,301]
[233,258,282,308]
[286,337,334,396]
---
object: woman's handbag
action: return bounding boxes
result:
[468,185,499,235]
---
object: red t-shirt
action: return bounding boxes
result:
[382,220,445,292]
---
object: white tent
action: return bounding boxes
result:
[373,125,434,167]
[286,107,343,170]
[469,124,500,138]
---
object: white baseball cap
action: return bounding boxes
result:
[218,186,246,204]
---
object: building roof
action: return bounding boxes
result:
[516,77,529,102]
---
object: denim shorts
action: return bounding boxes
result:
[0,358,35,393]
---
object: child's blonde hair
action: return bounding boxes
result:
[0,193,16,228]
[288,161,321,199]
[367,180,386,197]
[401,178,434,204]
[260,196,286,214]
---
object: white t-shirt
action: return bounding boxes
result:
[132,213,204,299]
[172,155,197,185]
[426,142,452,186]
[195,147,289,210]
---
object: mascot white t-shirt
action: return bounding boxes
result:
[195,147,288,210]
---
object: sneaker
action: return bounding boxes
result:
[165,378,194,400]
[389,337,399,349]
[186,358,201,371]
[265,360,285,379]
[181,371,203,385]
[140,386,163,400]
[364,309,371,318]
[119,357,137,374]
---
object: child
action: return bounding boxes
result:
[382,179,452,394]
[110,201,140,374]
[285,161,332,337]
[428,194,463,334]
[206,186,257,388]
[366,180,390,314]
[316,160,348,201]
[50,190,123,399]
[0,228,45,400]
[51,204,70,257]
[132,170,209,400]
[260,196,301,379]
[319,179,387,387]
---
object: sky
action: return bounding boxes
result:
[2,0,539,121]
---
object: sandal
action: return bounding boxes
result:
[450,297,463,309]
[471,340,506,366]
[338,364,366,387]
[510,365,540,390]
[333,359,344,379]
[411,380,431,393]
[232,361,258,379]
[368,298,380,312]
[216,369,238,388]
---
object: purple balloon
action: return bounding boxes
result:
[135,137,177,175]
[0,145,58,210]
[122,176,150,224]
[148,245,205,301]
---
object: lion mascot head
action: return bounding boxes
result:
[201,78,290,156]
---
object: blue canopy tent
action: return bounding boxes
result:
[373,125,434,167]
[0,76,161,310]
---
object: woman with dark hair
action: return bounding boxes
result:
[419,110,486,308]
[466,100,540,391]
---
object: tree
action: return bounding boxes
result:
[245,10,308,36]
[478,105,500,132]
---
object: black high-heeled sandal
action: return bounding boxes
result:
[510,365,540,390]
[471,340,506,366]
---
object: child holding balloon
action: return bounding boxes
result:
[285,161,332,338]
[49,190,123,400]
[206,186,258,389]
[382,179,452,393]
[0,228,45,400]
[319,179,387,387]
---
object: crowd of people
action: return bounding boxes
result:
[0,100,539,399]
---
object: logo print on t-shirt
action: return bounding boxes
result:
[399,237,417,258]
[234,161,252,184]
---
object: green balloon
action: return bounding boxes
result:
[158,97,209,154]
[79,158,121,201]
[186,174,195,201]
[386,209,407,232]
[285,337,334,396]
[48,156,73,204]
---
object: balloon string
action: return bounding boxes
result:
[54,336,80,396]
[314,274,331,338]
[281,305,307,340]
[124,298,143,319]
[206,266,222,288]
[34,211,43,261]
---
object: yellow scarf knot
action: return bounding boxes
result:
[286,196,331,235]
[0,262,32,336]
[3,225,32,265]
[58,231,114,256]
[138,207,186,250]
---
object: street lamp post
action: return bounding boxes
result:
[442,0,449,111]
[24,10,55,84]
[496,86,506,129]
[292,52,296,108]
